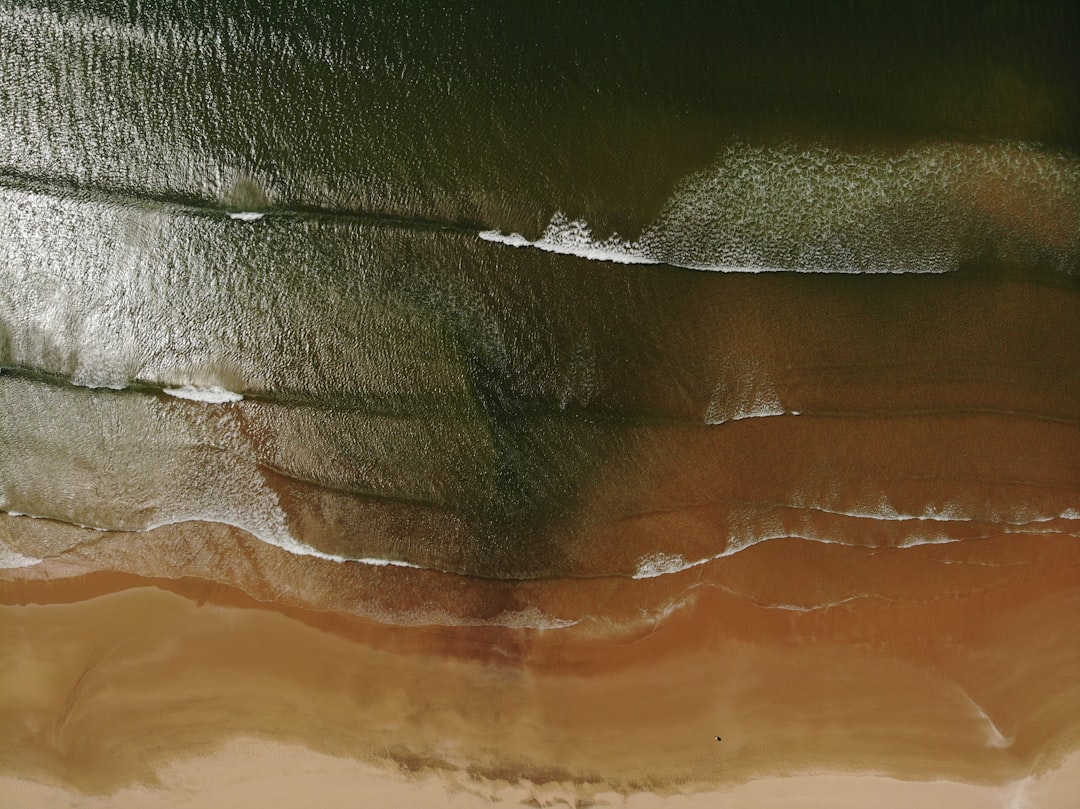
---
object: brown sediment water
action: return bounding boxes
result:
[1,508,1078,804]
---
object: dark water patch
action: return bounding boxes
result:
[0,168,489,233]
[2,1,1077,238]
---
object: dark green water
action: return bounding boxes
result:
[2,0,1077,231]
[1,1,1078,581]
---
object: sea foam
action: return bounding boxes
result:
[632,551,695,579]
[163,385,244,403]
[958,689,1014,749]
[0,546,43,569]
[480,141,1079,274]
[2,504,427,573]
[480,213,658,265]
[630,528,988,580]
[142,513,425,570]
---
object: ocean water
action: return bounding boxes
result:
[1,0,1078,595]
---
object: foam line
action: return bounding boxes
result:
[162,385,245,403]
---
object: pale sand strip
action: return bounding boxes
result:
[1,578,1078,804]
[1,740,1078,809]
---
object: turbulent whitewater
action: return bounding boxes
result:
[481,142,1080,274]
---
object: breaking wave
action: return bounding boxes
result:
[481,141,1080,274]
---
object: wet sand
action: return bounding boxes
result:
[2,515,1078,806]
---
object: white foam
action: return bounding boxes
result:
[0,507,422,571]
[480,141,1080,274]
[482,607,578,630]
[958,690,1013,749]
[632,551,695,579]
[753,594,869,613]
[630,526,993,580]
[480,213,658,266]
[228,211,264,222]
[351,555,423,570]
[631,537,786,579]
[705,367,787,424]
[478,222,847,273]
[2,508,110,531]
[478,230,532,248]
[630,545,751,579]
[142,513,425,569]
[609,499,1080,578]
[0,547,43,569]
[163,385,244,403]
[479,224,788,271]
[708,403,789,424]
[811,502,1076,526]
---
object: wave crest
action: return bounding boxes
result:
[481,141,1080,274]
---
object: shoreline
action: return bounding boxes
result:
[2,562,1077,801]
[2,735,1078,809]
